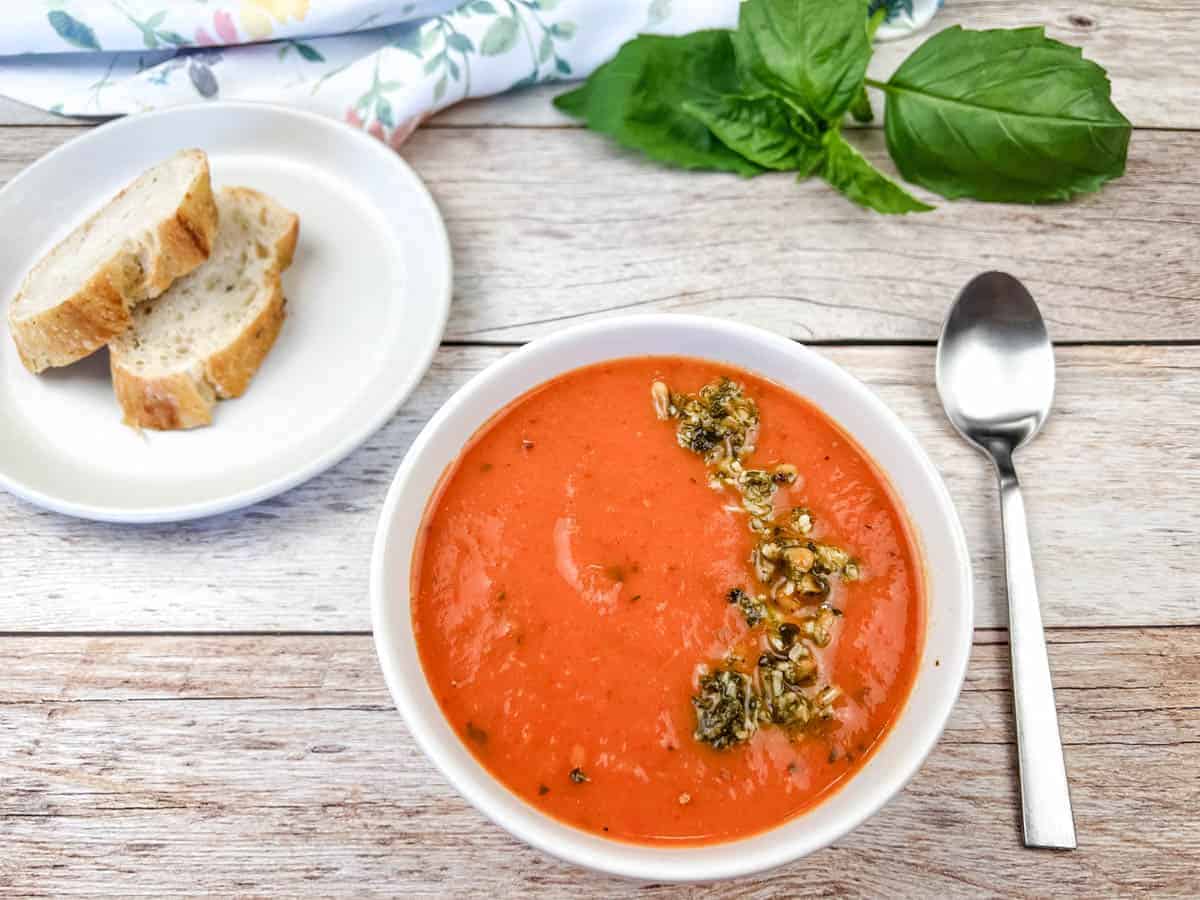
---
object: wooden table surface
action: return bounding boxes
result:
[2,2,1198,895]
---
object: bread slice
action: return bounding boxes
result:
[8,150,218,373]
[109,187,299,430]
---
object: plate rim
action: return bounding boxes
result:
[0,100,452,523]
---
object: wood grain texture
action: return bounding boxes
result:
[0,4,1195,890]
[0,0,1191,130]
[1,344,1196,632]
[1,630,1196,896]
[0,97,93,126]
[2,127,1198,344]
[413,129,1200,344]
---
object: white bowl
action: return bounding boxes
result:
[371,315,973,881]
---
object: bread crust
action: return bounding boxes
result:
[111,365,217,431]
[205,280,288,401]
[110,188,299,430]
[8,150,218,374]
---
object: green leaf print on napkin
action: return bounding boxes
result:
[480,17,519,55]
[47,10,101,51]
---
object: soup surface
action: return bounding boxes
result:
[411,356,924,845]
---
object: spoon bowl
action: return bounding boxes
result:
[937,271,1055,454]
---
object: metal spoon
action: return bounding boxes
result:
[936,271,1077,850]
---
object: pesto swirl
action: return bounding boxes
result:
[653,376,860,749]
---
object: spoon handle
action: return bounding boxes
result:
[994,450,1077,849]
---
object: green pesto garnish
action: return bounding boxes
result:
[654,377,862,750]
[692,668,760,749]
[653,376,759,463]
[727,587,768,629]
[755,623,840,727]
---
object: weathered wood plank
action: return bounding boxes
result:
[1,630,1196,896]
[0,96,83,126]
[0,0,1192,129]
[0,344,1196,631]
[2,126,1197,343]
[414,128,1200,344]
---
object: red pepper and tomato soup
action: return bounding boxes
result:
[411,356,925,845]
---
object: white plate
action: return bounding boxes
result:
[0,102,451,523]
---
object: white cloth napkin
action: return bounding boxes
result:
[0,1,940,147]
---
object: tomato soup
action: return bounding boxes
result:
[411,356,924,845]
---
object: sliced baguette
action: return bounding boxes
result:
[8,150,218,373]
[109,187,299,430]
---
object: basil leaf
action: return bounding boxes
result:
[681,94,823,173]
[880,26,1131,202]
[820,131,933,214]
[848,6,885,124]
[849,88,873,123]
[554,32,763,177]
[733,0,871,121]
[866,5,887,41]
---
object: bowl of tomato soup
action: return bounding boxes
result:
[372,315,972,881]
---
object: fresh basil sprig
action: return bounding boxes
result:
[554,0,1130,213]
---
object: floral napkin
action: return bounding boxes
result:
[0,1,940,148]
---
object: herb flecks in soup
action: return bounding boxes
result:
[412,357,924,846]
[652,377,860,750]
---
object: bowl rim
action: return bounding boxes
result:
[371,314,973,881]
